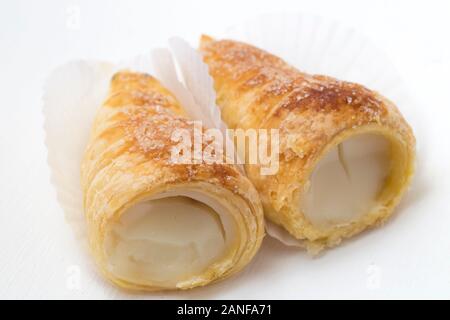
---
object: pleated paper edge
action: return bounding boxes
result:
[43,41,241,250]
[217,13,423,247]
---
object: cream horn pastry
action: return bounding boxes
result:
[81,71,264,290]
[199,36,415,252]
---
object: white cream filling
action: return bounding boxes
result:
[105,191,236,287]
[302,134,390,229]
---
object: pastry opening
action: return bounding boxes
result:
[104,192,236,287]
[301,133,394,230]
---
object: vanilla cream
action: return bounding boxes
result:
[105,193,236,287]
[302,134,390,229]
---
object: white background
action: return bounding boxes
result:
[1,0,449,299]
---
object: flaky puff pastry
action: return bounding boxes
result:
[200,36,415,253]
[81,71,264,290]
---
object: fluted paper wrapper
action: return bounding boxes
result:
[43,42,235,255]
[216,13,421,246]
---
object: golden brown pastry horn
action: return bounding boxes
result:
[199,35,415,253]
[81,71,264,290]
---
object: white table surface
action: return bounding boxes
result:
[1,0,449,299]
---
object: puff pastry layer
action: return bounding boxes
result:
[199,36,415,252]
[81,71,264,290]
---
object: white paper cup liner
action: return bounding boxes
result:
[216,13,424,247]
[43,60,116,247]
[43,41,233,253]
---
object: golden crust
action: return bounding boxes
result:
[200,36,416,252]
[81,71,264,290]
